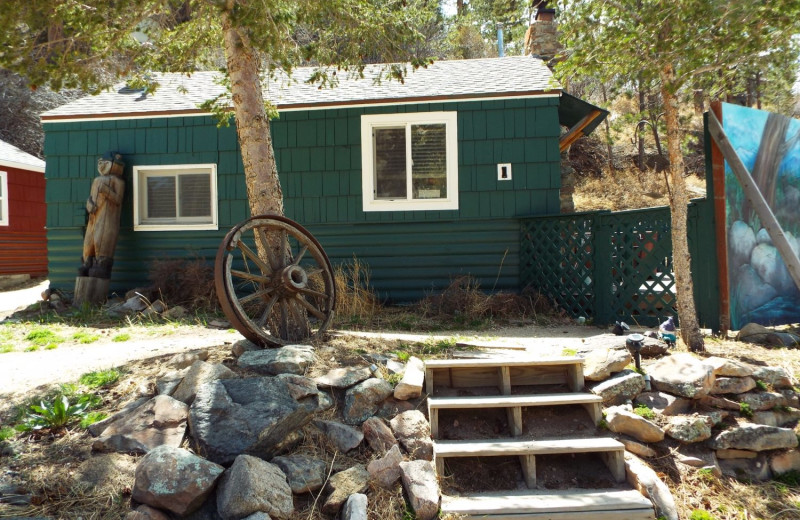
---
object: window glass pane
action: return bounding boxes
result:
[411,124,446,199]
[146,176,176,218]
[179,174,211,218]
[374,127,407,199]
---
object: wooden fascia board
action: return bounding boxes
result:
[559,109,603,152]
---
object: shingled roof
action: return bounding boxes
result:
[41,56,559,121]
[0,139,45,172]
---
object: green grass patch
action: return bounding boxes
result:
[72,331,100,344]
[79,369,121,388]
[45,343,58,350]
[112,333,131,342]
[739,402,754,418]
[79,411,108,429]
[0,344,13,353]
[25,327,64,346]
[633,403,656,420]
[0,426,15,441]
[24,345,39,352]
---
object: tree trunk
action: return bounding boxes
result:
[601,83,614,174]
[660,65,704,352]
[637,80,646,171]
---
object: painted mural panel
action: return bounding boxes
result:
[723,102,800,328]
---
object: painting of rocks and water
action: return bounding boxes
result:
[722,102,800,328]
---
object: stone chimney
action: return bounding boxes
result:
[524,1,561,66]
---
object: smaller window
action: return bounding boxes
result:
[133,164,218,231]
[0,171,8,226]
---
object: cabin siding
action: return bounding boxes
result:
[43,97,559,300]
[0,165,47,276]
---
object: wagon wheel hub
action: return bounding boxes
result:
[280,264,308,293]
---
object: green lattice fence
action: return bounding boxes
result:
[520,201,719,329]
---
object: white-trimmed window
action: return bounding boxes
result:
[0,171,8,226]
[361,112,458,212]
[133,164,217,231]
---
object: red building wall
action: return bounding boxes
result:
[0,165,47,276]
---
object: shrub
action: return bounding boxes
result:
[79,369,121,388]
[739,402,753,418]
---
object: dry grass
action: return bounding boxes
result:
[331,256,381,329]
[573,167,707,212]
[147,257,217,312]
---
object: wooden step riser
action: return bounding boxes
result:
[426,364,584,395]
[429,403,601,439]
[446,510,655,520]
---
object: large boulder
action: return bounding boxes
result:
[132,445,224,516]
[271,455,327,494]
[172,361,237,404]
[711,424,799,452]
[648,354,715,399]
[190,377,316,465]
[237,345,315,376]
[93,395,188,454]
[390,410,433,461]
[584,347,632,381]
[752,366,794,389]
[739,391,787,411]
[216,455,294,520]
[710,376,756,395]
[343,378,393,425]
[399,460,440,520]
[703,356,754,377]
[589,370,645,405]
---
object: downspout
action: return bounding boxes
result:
[497,25,504,57]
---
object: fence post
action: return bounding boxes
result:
[593,213,613,325]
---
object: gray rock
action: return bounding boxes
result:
[343,378,393,425]
[88,396,150,437]
[271,455,327,494]
[697,410,728,427]
[163,305,188,320]
[275,374,318,401]
[216,455,293,520]
[322,465,369,515]
[314,367,372,389]
[699,395,741,411]
[625,452,678,520]
[168,351,209,370]
[704,356,754,377]
[157,368,190,396]
[634,392,690,416]
[238,345,315,375]
[605,406,665,443]
[376,397,416,419]
[342,493,368,520]
[132,445,224,516]
[716,449,757,459]
[172,361,237,404]
[367,444,404,488]
[664,415,712,443]
[739,391,787,411]
[126,504,172,520]
[638,337,669,358]
[190,377,315,465]
[315,420,364,452]
[390,410,434,461]
[93,395,188,454]
[711,424,799,452]
[736,322,771,343]
[710,376,756,395]
[621,438,657,458]
[399,460,440,520]
[752,366,794,389]
[362,417,398,455]
[780,389,800,407]
[589,369,645,405]
[241,514,272,520]
[752,408,800,427]
[648,354,715,399]
[316,391,334,410]
[394,356,425,400]
[719,454,772,481]
[770,449,800,475]
[584,347,632,381]
[232,339,260,358]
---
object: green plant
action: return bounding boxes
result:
[598,419,609,430]
[562,348,577,357]
[112,333,131,342]
[24,395,90,430]
[0,426,15,441]
[25,327,64,346]
[24,345,39,352]
[72,331,100,344]
[45,343,58,350]
[739,402,753,418]
[755,380,768,391]
[386,372,403,386]
[79,369,121,388]
[689,509,716,520]
[0,344,13,353]
[633,403,656,420]
[79,411,108,429]
[395,351,411,362]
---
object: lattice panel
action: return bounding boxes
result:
[600,209,677,327]
[520,215,596,319]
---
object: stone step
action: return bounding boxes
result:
[441,489,654,520]
[434,437,626,487]
[427,392,603,438]
[425,357,585,395]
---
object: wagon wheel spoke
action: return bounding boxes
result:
[215,214,336,347]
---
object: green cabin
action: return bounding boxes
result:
[41,56,603,301]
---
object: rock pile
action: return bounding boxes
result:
[87,343,437,519]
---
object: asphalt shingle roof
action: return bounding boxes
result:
[0,139,45,171]
[42,56,559,121]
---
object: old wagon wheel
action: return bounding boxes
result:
[215,214,336,347]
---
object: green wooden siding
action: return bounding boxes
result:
[43,97,559,300]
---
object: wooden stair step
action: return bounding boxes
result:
[434,437,623,457]
[425,357,584,369]
[441,489,654,519]
[428,392,602,409]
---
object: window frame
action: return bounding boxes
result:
[360,111,459,212]
[0,171,8,227]
[133,164,218,231]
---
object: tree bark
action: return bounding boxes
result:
[660,64,704,352]
[637,79,646,171]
